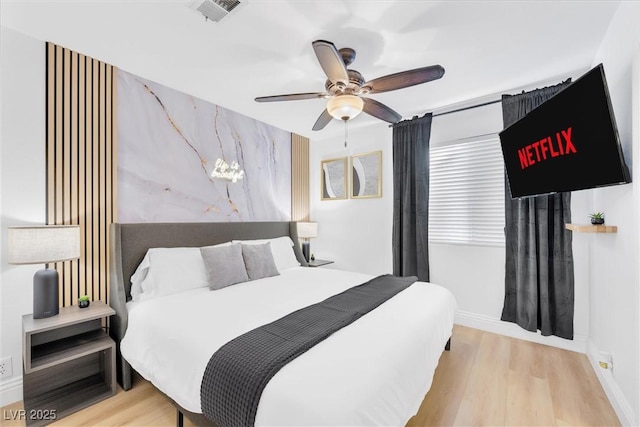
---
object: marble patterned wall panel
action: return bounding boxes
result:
[117,70,291,222]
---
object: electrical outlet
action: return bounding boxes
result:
[599,351,613,370]
[0,356,13,378]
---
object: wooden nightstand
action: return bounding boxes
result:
[307,259,334,267]
[22,301,116,426]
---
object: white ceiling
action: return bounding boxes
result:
[1,0,620,138]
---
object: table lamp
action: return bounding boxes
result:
[297,222,318,263]
[8,225,80,319]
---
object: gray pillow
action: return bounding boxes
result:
[242,243,280,281]
[200,243,249,290]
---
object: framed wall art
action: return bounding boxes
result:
[321,157,348,200]
[351,151,382,199]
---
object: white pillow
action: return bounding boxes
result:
[130,243,231,302]
[232,236,300,271]
[130,253,151,301]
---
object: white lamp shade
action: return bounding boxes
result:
[297,222,318,239]
[327,95,364,121]
[8,225,80,265]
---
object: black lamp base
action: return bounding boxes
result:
[33,268,59,319]
[302,241,311,263]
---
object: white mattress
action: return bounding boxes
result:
[121,267,457,426]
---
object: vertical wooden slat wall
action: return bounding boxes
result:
[291,134,310,222]
[46,43,117,307]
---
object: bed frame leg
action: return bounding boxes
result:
[445,338,451,351]
[176,409,184,427]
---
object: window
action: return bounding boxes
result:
[429,135,505,246]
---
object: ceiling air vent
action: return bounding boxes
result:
[189,0,241,23]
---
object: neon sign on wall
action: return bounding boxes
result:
[211,158,245,183]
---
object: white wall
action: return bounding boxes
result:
[583,2,640,424]
[310,122,393,276]
[635,44,640,427]
[0,26,46,405]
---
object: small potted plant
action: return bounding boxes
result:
[78,295,90,308]
[589,212,605,225]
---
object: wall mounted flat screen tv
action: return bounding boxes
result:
[499,64,630,198]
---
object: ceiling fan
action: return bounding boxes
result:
[255,40,445,131]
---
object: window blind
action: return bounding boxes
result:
[429,135,505,246]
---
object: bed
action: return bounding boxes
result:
[109,221,457,426]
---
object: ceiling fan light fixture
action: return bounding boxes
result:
[255,40,444,131]
[327,95,364,121]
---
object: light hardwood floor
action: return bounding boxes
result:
[408,325,619,426]
[1,325,619,426]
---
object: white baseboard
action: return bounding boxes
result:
[586,340,636,426]
[455,310,588,353]
[0,376,22,407]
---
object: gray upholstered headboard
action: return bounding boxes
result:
[109,221,307,390]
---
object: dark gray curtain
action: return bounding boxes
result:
[392,114,432,281]
[501,82,575,339]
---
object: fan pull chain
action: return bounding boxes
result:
[344,119,348,148]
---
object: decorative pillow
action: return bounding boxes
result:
[200,243,249,290]
[241,243,280,281]
[232,236,300,271]
[130,247,210,302]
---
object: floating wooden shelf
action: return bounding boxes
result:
[565,224,617,233]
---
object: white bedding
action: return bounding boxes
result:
[121,267,457,426]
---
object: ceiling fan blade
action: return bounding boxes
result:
[312,40,349,84]
[255,92,327,102]
[362,97,402,123]
[364,65,445,94]
[312,109,333,131]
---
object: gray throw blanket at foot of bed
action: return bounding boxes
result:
[200,274,417,427]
